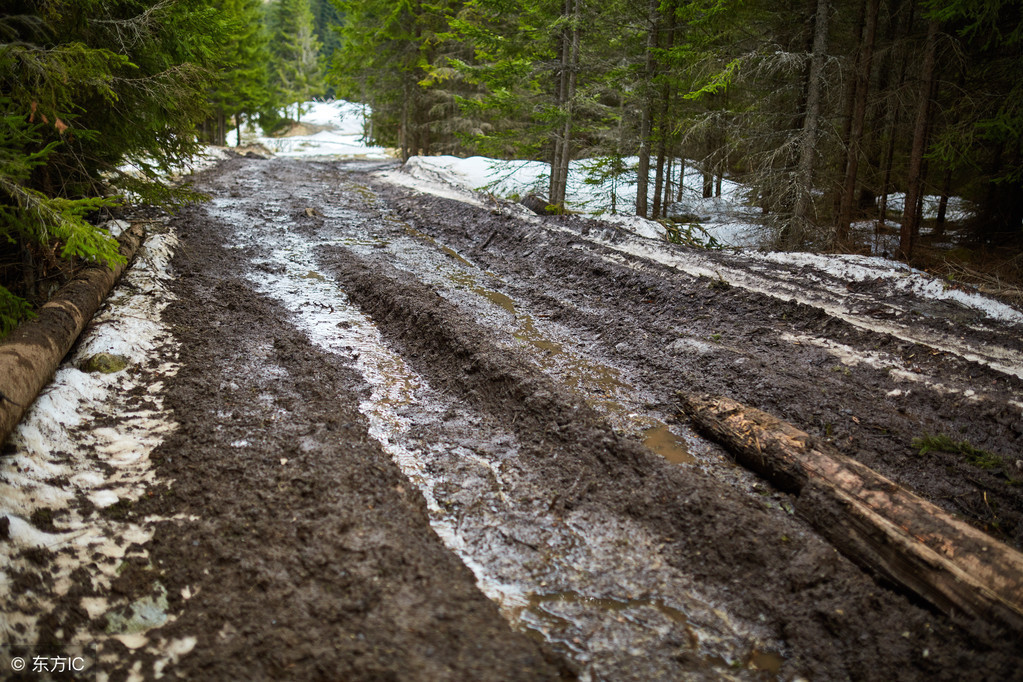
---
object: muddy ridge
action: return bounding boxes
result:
[118,197,569,680]
[375,187,1023,549]
[319,239,1019,680]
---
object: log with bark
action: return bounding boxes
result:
[678,393,1023,634]
[0,224,146,447]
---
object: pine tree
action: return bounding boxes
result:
[333,0,465,159]
[205,0,273,146]
[926,0,1023,247]
[270,0,324,120]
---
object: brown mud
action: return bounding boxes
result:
[6,153,1023,680]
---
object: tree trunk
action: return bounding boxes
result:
[836,0,868,160]
[400,74,412,162]
[787,0,831,247]
[652,19,676,219]
[549,0,580,210]
[934,176,951,235]
[836,0,880,244]
[897,18,940,261]
[635,0,660,218]
[679,394,1023,634]
[877,0,915,236]
[676,157,685,202]
[663,155,674,213]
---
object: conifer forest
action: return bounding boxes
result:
[2,1,1023,680]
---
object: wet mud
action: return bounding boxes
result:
[10,153,1022,680]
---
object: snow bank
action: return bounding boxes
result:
[392,155,763,246]
[756,251,1023,326]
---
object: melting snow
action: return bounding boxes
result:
[1,223,184,653]
[230,100,390,160]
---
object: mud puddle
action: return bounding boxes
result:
[204,194,781,680]
[334,210,702,468]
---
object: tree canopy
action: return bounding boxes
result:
[330,0,1023,256]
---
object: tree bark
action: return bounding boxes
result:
[549,0,580,210]
[0,225,145,448]
[635,0,660,218]
[652,18,676,219]
[679,393,1023,634]
[877,0,916,236]
[836,0,880,244]
[897,18,940,261]
[787,0,831,247]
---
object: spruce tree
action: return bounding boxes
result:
[206,0,273,146]
[270,0,324,120]
[0,1,224,336]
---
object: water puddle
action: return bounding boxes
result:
[430,245,698,466]
[206,193,782,680]
[642,424,694,465]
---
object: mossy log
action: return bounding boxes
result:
[679,393,1023,634]
[0,224,145,447]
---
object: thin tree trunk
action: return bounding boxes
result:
[788,0,831,247]
[400,73,412,162]
[837,0,868,157]
[934,168,952,236]
[549,0,579,209]
[898,18,940,261]
[652,17,676,219]
[836,0,880,244]
[879,0,916,233]
[635,0,659,218]
[663,155,674,213]
[676,156,685,202]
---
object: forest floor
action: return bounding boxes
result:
[3,153,1023,681]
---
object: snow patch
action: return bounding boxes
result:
[230,100,391,160]
[1,222,182,652]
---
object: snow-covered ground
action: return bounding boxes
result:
[228,99,975,254]
[0,220,197,665]
[230,100,390,160]
[390,154,762,246]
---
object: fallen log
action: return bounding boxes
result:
[678,393,1023,634]
[0,224,146,447]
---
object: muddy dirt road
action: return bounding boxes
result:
[6,154,1023,680]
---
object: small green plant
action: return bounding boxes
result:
[664,220,723,250]
[708,272,731,290]
[913,434,1004,470]
[710,333,722,343]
